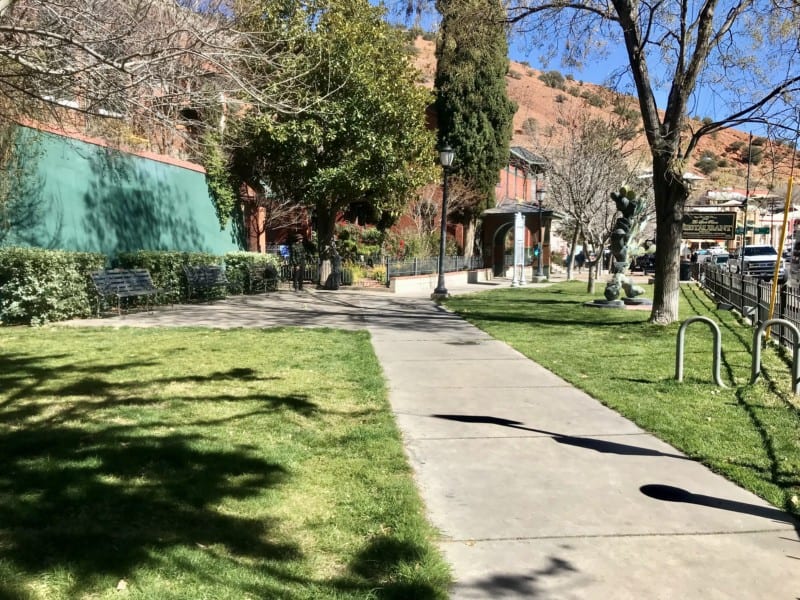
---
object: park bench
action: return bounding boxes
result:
[183,264,229,301]
[247,264,279,293]
[90,268,161,316]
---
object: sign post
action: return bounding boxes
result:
[511,211,526,287]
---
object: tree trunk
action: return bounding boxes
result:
[463,217,477,259]
[649,164,689,324]
[315,203,337,260]
[587,258,596,294]
[567,227,580,281]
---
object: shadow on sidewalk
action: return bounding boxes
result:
[640,484,800,532]
[432,414,691,460]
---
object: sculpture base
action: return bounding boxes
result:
[585,299,625,309]
[623,297,652,306]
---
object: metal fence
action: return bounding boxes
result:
[384,255,484,282]
[697,263,800,349]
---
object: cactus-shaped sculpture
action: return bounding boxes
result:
[605,186,647,302]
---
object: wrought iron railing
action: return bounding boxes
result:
[697,263,799,349]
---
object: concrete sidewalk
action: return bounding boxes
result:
[64,281,800,598]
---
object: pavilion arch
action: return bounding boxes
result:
[481,204,555,277]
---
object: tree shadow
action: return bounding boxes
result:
[640,484,800,534]
[432,414,690,460]
[455,556,580,598]
[0,422,300,595]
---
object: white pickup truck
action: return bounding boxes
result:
[728,244,787,283]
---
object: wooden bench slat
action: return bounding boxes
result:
[90,268,160,315]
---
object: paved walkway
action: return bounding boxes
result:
[65,279,800,598]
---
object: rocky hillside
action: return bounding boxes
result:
[412,36,797,200]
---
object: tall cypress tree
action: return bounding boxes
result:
[434,0,516,214]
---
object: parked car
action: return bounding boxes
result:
[728,245,787,283]
[710,253,729,266]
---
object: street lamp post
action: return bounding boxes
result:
[532,175,547,282]
[433,145,455,298]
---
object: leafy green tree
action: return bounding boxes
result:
[434,0,517,253]
[232,0,435,258]
[507,0,800,324]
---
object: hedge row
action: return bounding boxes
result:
[0,248,282,325]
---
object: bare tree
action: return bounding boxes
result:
[507,0,800,324]
[0,0,316,154]
[240,186,308,252]
[405,177,483,256]
[546,113,647,291]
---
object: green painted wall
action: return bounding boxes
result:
[5,127,241,257]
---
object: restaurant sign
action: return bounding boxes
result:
[682,212,737,240]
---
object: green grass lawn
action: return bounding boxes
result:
[445,281,800,517]
[0,327,450,599]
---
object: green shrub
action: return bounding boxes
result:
[581,90,606,107]
[744,145,764,165]
[522,117,538,136]
[0,247,105,325]
[538,70,565,89]
[694,151,719,175]
[727,140,746,153]
[555,94,567,103]
[752,136,768,146]
[223,251,281,294]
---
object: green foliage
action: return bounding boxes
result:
[435,0,516,214]
[612,99,639,122]
[581,90,606,107]
[694,151,719,175]
[223,251,281,294]
[0,247,105,325]
[752,136,768,146]
[201,130,238,229]
[336,223,384,262]
[568,86,581,97]
[507,68,523,79]
[538,70,565,88]
[116,250,220,301]
[744,145,764,165]
[555,94,567,103]
[522,117,538,136]
[701,116,713,126]
[727,140,746,153]
[233,0,435,258]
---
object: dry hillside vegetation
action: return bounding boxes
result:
[412,36,798,198]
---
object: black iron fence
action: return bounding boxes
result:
[697,263,800,349]
[384,255,484,283]
[260,252,483,287]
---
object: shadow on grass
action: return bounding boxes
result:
[336,536,447,599]
[432,415,690,460]
[456,311,647,328]
[0,423,299,595]
[0,350,311,596]
[0,345,449,598]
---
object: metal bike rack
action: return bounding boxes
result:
[675,316,726,387]
[750,319,800,395]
